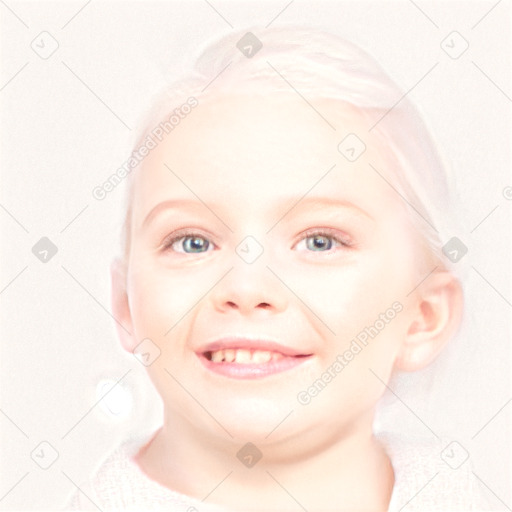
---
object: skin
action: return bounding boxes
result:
[111,94,463,511]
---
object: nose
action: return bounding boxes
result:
[209,262,288,316]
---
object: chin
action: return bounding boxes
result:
[204,396,298,443]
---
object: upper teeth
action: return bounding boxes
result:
[209,349,283,364]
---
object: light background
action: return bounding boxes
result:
[1,0,510,509]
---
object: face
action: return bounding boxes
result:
[122,94,426,449]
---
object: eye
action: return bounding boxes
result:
[162,231,215,254]
[295,229,352,253]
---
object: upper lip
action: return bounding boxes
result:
[197,336,312,357]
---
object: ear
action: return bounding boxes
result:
[110,258,136,353]
[395,270,464,372]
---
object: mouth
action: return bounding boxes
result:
[196,337,313,379]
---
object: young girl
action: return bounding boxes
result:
[69,26,489,511]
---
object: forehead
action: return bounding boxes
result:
[131,94,402,226]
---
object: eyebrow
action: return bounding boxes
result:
[282,196,373,221]
[142,199,213,228]
[142,196,373,228]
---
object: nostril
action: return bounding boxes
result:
[223,301,271,310]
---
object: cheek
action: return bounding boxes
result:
[285,253,406,334]
[127,261,201,340]
[127,255,229,350]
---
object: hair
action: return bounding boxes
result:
[119,25,464,281]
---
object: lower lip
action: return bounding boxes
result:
[197,353,312,379]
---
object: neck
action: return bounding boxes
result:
[135,411,394,511]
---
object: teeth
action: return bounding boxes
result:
[252,350,273,364]
[224,349,236,363]
[235,349,251,364]
[207,349,283,364]
[211,350,224,363]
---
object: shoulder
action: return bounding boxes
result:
[64,432,222,511]
[377,431,491,511]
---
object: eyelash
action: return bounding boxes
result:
[296,228,353,252]
[161,229,215,254]
[161,228,353,255]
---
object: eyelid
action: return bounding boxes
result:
[160,226,354,254]
[293,227,354,249]
[160,228,218,252]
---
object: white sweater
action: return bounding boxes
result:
[66,431,491,511]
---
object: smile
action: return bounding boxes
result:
[206,348,285,364]
[196,337,313,379]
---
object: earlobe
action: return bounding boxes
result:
[395,271,464,372]
[110,258,136,353]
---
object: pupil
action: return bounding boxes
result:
[186,237,207,252]
[309,235,331,251]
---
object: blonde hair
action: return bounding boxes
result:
[120,25,462,278]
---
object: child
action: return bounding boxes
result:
[69,26,489,511]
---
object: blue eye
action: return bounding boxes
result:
[182,236,210,253]
[296,230,350,253]
[165,234,213,254]
[162,229,351,256]
[305,234,334,251]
